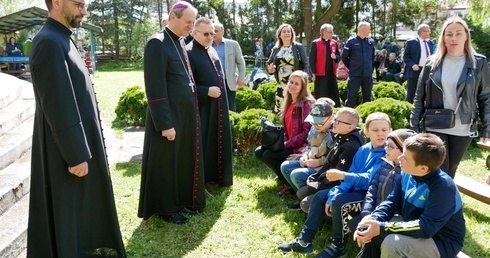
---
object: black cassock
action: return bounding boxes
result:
[186,41,233,186]
[28,18,125,257]
[138,28,206,219]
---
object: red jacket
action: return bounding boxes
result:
[312,38,338,76]
[283,99,313,153]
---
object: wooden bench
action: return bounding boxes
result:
[454,173,490,205]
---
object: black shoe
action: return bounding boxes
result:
[180,207,199,215]
[315,242,347,258]
[158,214,189,224]
[277,237,313,253]
[287,201,301,211]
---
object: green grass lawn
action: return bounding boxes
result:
[94,65,490,257]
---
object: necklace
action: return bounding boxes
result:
[164,29,195,92]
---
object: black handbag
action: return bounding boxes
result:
[422,81,461,130]
[423,108,455,129]
[258,117,284,152]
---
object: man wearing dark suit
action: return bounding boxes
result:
[403,24,433,103]
[212,22,246,111]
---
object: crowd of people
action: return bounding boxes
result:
[22,0,489,256]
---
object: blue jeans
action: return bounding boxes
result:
[300,189,330,243]
[280,160,316,192]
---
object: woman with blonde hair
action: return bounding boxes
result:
[255,71,314,194]
[411,15,490,178]
[266,24,310,112]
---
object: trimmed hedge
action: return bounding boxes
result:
[230,108,280,153]
[113,86,147,127]
[356,98,412,130]
[236,87,266,113]
[373,81,406,101]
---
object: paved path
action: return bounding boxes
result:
[104,125,145,166]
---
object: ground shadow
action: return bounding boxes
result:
[124,186,232,257]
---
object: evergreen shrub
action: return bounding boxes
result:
[113,86,147,127]
[308,82,314,94]
[338,80,362,106]
[373,81,406,101]
[356,98,412,130]
[256,82,276,111]
[230,108,280,153]
[236,87,266,113]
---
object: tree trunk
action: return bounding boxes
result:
[311,0,342,40]
[113,1,120,61]
[304,0,312,45]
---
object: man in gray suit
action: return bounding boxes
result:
[212,22,246,111]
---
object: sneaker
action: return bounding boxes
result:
[315,242,347,258]
[278,237,313,253]
[287,201,301,211]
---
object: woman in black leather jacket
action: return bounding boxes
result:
[410,16,490,178]
[266,24,311,112]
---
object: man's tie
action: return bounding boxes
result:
[423,40,430,57]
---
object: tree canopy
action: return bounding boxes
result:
[3,0,489,60]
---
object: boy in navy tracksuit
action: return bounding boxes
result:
[354,133,465,258]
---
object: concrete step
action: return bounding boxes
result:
[0,82,21,111]
[0,150,30,216]
[0,97,35,138]
[0,194,29,258]
[0,117,33,170]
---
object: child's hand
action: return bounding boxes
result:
[353,220,381,247]
[299,156,308,166]
[305,159,320,168]
[326,169,345,181]
[325,204,332,217]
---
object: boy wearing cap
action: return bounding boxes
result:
[294,107,364,212]
[317,129,416,258]
[354,133,465,258]
[280,99,335,198]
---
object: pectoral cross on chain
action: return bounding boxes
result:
[179,38,195,93]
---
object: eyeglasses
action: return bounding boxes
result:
[67,0,89,11]
[333,118,351,126]
[195,30,215,37]
[384,142,398,150]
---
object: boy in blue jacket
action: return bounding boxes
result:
[354,133,465,258]
[278,112,391,254]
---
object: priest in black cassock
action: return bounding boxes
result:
[28,0,125,256]
[138,2,205,225]
[187,17,233,187]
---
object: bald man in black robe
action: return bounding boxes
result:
[186,18,233,187]
[138,2,205,224]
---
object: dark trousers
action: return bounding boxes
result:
[314,76,341,107]
[226,87,236,112]
[330,190,366,245]
[345,76,373,107]
[300,189,330,243]
[430,132,472,178]
[254,146,293,184]
[405,72,421,103]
